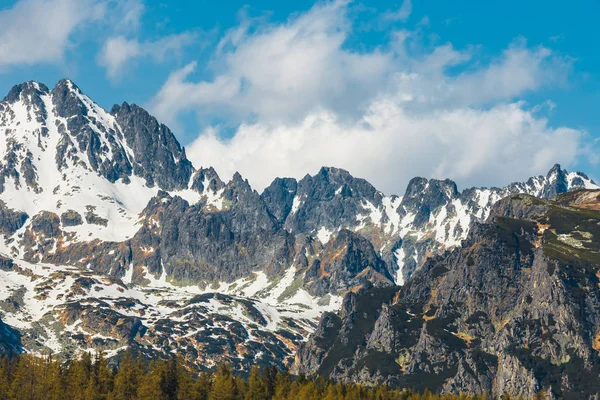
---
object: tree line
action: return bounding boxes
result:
[0,352,530,400]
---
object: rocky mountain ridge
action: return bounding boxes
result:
[0,79,596,374]
[295,189,600,398]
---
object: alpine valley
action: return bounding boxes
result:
[0,79,599,397]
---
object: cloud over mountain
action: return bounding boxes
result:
[148,0,590,193]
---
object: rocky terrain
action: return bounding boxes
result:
[295,189,600,398]
[0,78,597,384]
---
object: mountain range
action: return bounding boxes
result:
[0,79,598,396]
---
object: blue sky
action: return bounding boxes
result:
[0,0,598,194]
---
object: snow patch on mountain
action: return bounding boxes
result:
[316,227,334,244]
[394,247,405,286]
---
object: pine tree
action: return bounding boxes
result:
[162,356,179,400]
[96,351,114,399]
[272,369,291,400]
[195,372,211,400]
[0,352,541,400]
[209,364,238,400]
[0,356,12,400]
[66,352,93,400]
[10,355,37,400]
[262,366,276,399]
[177,365,200,400]
[295,380,319,400]
[137,361,165,400]
[109,352,142,400]
[322,383,341,400]
[42,354,64,400]
[85,374,102,400]
[245,366,266,400]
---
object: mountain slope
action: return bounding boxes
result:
[295,189,600,398]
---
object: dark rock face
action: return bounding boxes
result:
[58,300,146,343]
[0,318,21,355]
[303,230,393,296]
[140,293,303,371]
[52,79,134,184]
[8,169,391,298]
[387,164,598,284]
[295,190,600,398]
[3,81,48,109]
[281,167,383,234]
[401,178,459,227]
[503,163,593,200]
[1,78,597,294]
[0,255,13,271]
[258,163,597,290]
[111,102,193,190]
[542,163,569,198]
[0,82,48,193]
[190,167,224,193]
[1,79,196,195]
[131,181,295,283]
[486,194,549,222]
[20,211,61,262]
[29,211,61,238]
[85,206,108,226]
[54,292,305,372]
[0,201,28,235]
[261,177,298,224]
[295,311,342,374]
[60,210,83,227]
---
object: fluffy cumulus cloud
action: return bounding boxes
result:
[187,103,583,194]
[0,0,106,69]
[150,0,395,127]
[150,0,590,194]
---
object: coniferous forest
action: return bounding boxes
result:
[0,352,531,400]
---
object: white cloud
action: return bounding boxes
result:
[0,0,106,69]
[97,33,197,80]
[150,0,394,128]
[383,0,412,22]
[97,36,141,78]
[187,102,585,195]
[112,0,144,32]
[95,0,198,80]
[0,0,183,77]
[150,0,589,194]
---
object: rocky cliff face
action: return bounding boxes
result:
[295,190,600,399]
[0,78,597,378]
[111,101,193,190]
